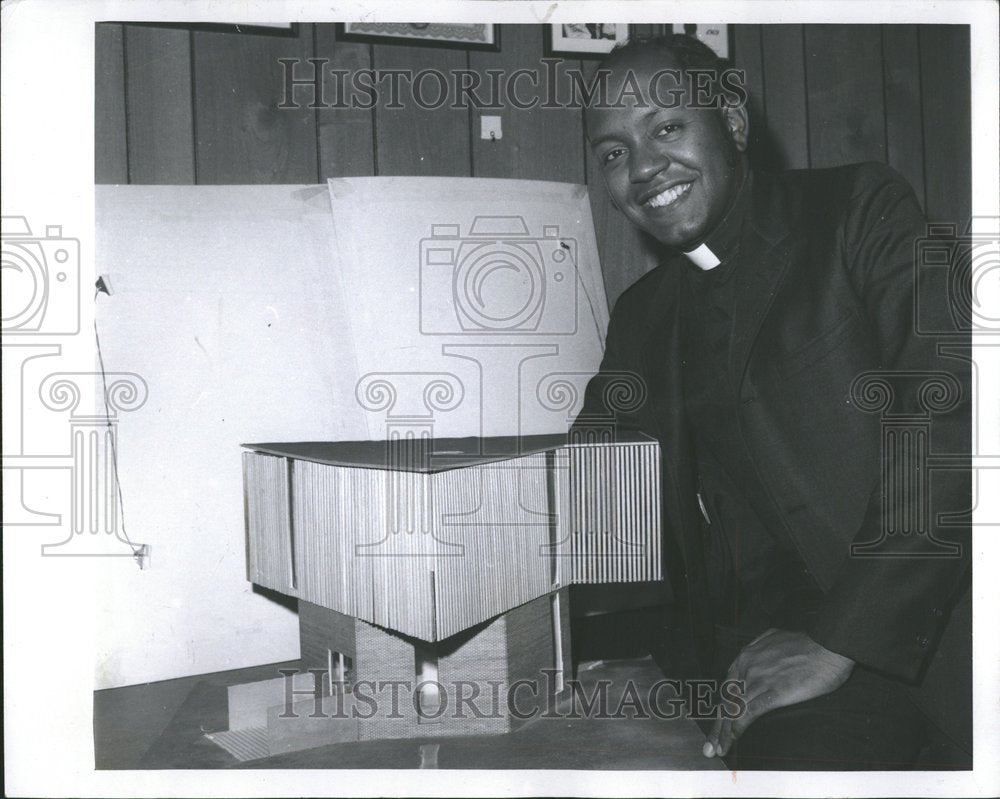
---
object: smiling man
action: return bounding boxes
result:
[577,35,971,770]
[587,50,747,253]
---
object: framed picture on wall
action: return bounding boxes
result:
[335,22,500,51]
[672,23,731,59]
[130,22,300,37]
[544,23,630,56]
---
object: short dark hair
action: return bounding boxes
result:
[599,33,728,75]
[586,33,739,117]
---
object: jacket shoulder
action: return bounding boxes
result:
[610,260,674,317]
[775,161,917,207]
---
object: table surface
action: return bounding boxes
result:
[94,656,723,770]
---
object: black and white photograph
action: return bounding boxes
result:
[545,23,630,55]
[2,1,998,797]
[671,23,730,59]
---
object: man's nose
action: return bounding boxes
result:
[629,142,668,184]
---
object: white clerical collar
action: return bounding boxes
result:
[682,243,721,271]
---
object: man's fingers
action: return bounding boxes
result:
[704,715,724,757]
[715,715,735,756]
[704,716,733,757]
[706,683,774,757]
[730,688,778,742]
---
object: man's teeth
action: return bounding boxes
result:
[646,182,692,208]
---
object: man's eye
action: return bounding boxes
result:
[602,147,626,164]
[656,123,682,137]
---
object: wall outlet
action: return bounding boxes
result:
[480,115,502,141]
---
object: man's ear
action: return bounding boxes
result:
[721,104,749,153]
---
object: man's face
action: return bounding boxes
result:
[586,51,748,250]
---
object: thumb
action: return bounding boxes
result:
[704,716,724,757]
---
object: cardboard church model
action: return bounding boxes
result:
[211,431,661,758]
[94,174,663,760]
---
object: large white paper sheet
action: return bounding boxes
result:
[95,184,364,687]
[327,176,610,441]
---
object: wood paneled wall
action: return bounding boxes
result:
[96,23,971,308]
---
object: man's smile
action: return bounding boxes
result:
[642,180,694,209]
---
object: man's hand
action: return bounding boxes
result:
[703,628,855,759]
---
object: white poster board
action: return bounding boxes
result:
[327,176,610,442]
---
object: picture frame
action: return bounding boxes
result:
[544,23,630,57]
[126,22,301,37]
[335,22,500,51]
[672,23,731,60]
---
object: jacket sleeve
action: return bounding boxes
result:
[571,289,649,440]
[805,163,971,681]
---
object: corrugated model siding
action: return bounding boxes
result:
[293,459,436,641]
[243,451,296,595]
[566,442,662,585]
[245,441,660,640]
[432,455,552,639]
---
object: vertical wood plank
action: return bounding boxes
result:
[123,25,196,184]
[760,25,809,169]
[803,25,886,168]
[468,24,584,183]
[732,24,783,171]
[732,24,764,115]
[313,24,376,179]
[881,25,926,209]
[372,44,471,177]
[192,25,318,184]
[919,25,971,226]
[95,23,128,184]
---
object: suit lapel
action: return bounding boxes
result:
[730,172,802,388]
[638,262,706,598]
[639,258,688,473]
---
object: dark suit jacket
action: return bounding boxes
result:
[577,162,971,737]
